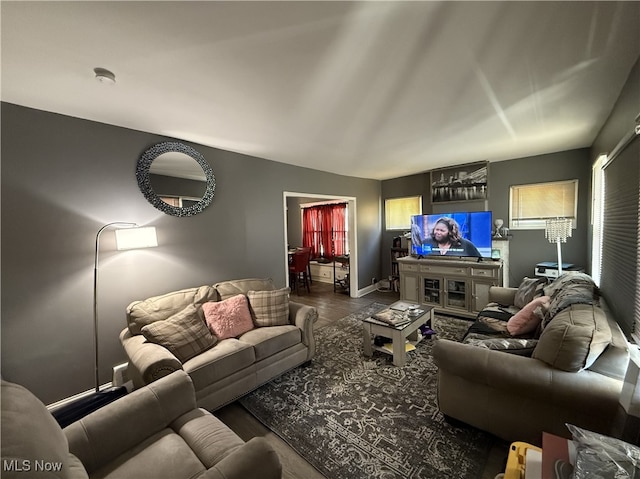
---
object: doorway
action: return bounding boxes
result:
[283,192,358,297]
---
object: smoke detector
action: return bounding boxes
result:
[94,67,116,85]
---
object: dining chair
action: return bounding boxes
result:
[289,249,311,293]
[296,246,313,284]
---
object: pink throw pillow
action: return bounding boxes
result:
[202,295,254,340]
[507,295,550,336]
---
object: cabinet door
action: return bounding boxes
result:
[400,273,420,302]
[471,280,494,313]
[421,276,443,306]
[445,279,468,311]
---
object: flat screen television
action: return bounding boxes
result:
[410,211,493,259]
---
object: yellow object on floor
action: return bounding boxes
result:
[382,340,416,353]
[503,441,542,479]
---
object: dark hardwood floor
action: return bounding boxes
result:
[214,281,506,479]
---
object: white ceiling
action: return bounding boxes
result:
[2,1,639,180]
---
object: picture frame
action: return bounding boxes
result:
[431,161,488,203]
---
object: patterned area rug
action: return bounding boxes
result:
[240,302,497,479]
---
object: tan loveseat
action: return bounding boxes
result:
[120,278,318,411]
[433,273,630,445]
[1,370,281,479]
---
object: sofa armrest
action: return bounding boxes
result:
[119,329,183,386]
[489,286,518,306]
[198,437,282,479]
[289,301,318,359]
[65,371,196,474]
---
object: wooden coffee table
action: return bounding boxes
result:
[362,301,434,366]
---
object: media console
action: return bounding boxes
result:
[397,256,503,319]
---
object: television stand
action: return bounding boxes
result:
[397,256,503,318]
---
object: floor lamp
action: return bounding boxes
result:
[544,218,572,275]
[94,222,158,392]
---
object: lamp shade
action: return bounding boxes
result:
[115,226,158,250]
[544,218,572,243]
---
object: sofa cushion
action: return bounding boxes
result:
[127,285,217,335]
[532,304,612,372]
[141,305,217,362]
[202,295,255,340]
[214,278,275,301]
[91,428,206,479]
[507,296,550,336]
[239,325,302,361]
[514,276,548,309]
[171,409,245,468]
[183,339,256,387]
[247,288,291,327]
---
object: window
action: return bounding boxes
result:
[597,135,639,340]
[302,203,348,258]
[385,196,422,230]
[590,155,606,285]
[509,180,578,230]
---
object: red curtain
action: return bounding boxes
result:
[302,203,347,259]
[302,207,321,258]
[331,204,347,257]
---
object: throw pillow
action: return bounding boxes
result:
[247,287,291,327]
[507,295,550,336]
[202,294,254,340]
[141,304,216,362]
[514,277,548,309]
[127,285,217,335]
[532,304,612,372]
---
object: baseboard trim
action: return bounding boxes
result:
[357,284,378,297]
[47,382,114,411]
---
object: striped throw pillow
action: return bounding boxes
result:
[247,287,291,327]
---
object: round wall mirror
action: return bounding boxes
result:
[137,142,216,217]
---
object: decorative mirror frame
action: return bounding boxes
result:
[137,141,216,217]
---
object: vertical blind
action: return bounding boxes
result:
[600,134,639,339]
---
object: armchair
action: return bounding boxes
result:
[1,371,281,479]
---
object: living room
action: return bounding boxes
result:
[2,2,640,478]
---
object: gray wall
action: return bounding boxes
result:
[1,103,381,404]
[380,149,592,286]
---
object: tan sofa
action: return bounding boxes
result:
[433,273,630,445]
[1,370,281,479]
[120,278,318,411]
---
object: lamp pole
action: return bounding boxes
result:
[93,222,136,393]
[556,237,563,275]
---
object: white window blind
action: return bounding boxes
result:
[510,180,578,229]
[599,135,639,340]
[385,196,422,230]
